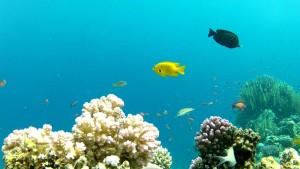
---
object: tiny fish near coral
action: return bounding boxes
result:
[292,138,300,145]
[232,100,246,111]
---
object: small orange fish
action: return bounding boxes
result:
[156,113,162,117]
[163,110,168,115]
[0,80,6,87]
[232,100,246,111]
[45,98,49,104]
[187,118,194,122]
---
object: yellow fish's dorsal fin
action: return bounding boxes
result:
[177,65,186,75]
[173,62,180,66]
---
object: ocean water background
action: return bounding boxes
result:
[1,1,300,168]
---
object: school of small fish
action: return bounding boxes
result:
[0,27,246,140]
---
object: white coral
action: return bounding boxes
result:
[103,155,120,167]
[3,94,160,169]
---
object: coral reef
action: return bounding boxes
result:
[192,116,260,168]
[251,109,277,141]
[256,144,280,160]
[149,146,172,169]
[236,75,300,128]
[2,124,86,169]
[256,148,300,168]
[255,156,280,169]
[234,75,300,162]
[2,94,162,169]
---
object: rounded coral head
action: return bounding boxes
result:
[194,116,233,155]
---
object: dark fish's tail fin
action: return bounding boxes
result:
[208,28,216,37]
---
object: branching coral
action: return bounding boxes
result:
[2,94,161,169]
[72,94,161,168]
[2,124,86,169]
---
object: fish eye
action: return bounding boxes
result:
[159,70,161,72]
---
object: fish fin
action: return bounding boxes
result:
[208,28,216,37]
[169,72,178,77]
[173,62,180,66]
[214,156,228,166]
[214,147,237,167]
[177,65,186,75]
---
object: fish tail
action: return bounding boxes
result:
[208,28,216,37]
[178,65,186,75]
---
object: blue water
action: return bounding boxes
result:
[1,1,300,168]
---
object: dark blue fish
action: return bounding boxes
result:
[208,28,240,48]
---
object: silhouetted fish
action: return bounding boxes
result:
[208,28,240,48]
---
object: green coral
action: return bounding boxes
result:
[251,109,277,141]
[149,146,172,169]
[236,75,300,128]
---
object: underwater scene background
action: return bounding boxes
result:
[1,0,300,168]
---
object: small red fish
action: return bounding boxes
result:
[232,100,246,111]
[0,79,6,87]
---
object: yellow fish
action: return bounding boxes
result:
[152,61,186,77]
[292,138,300,145]
[176,108,194,117]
